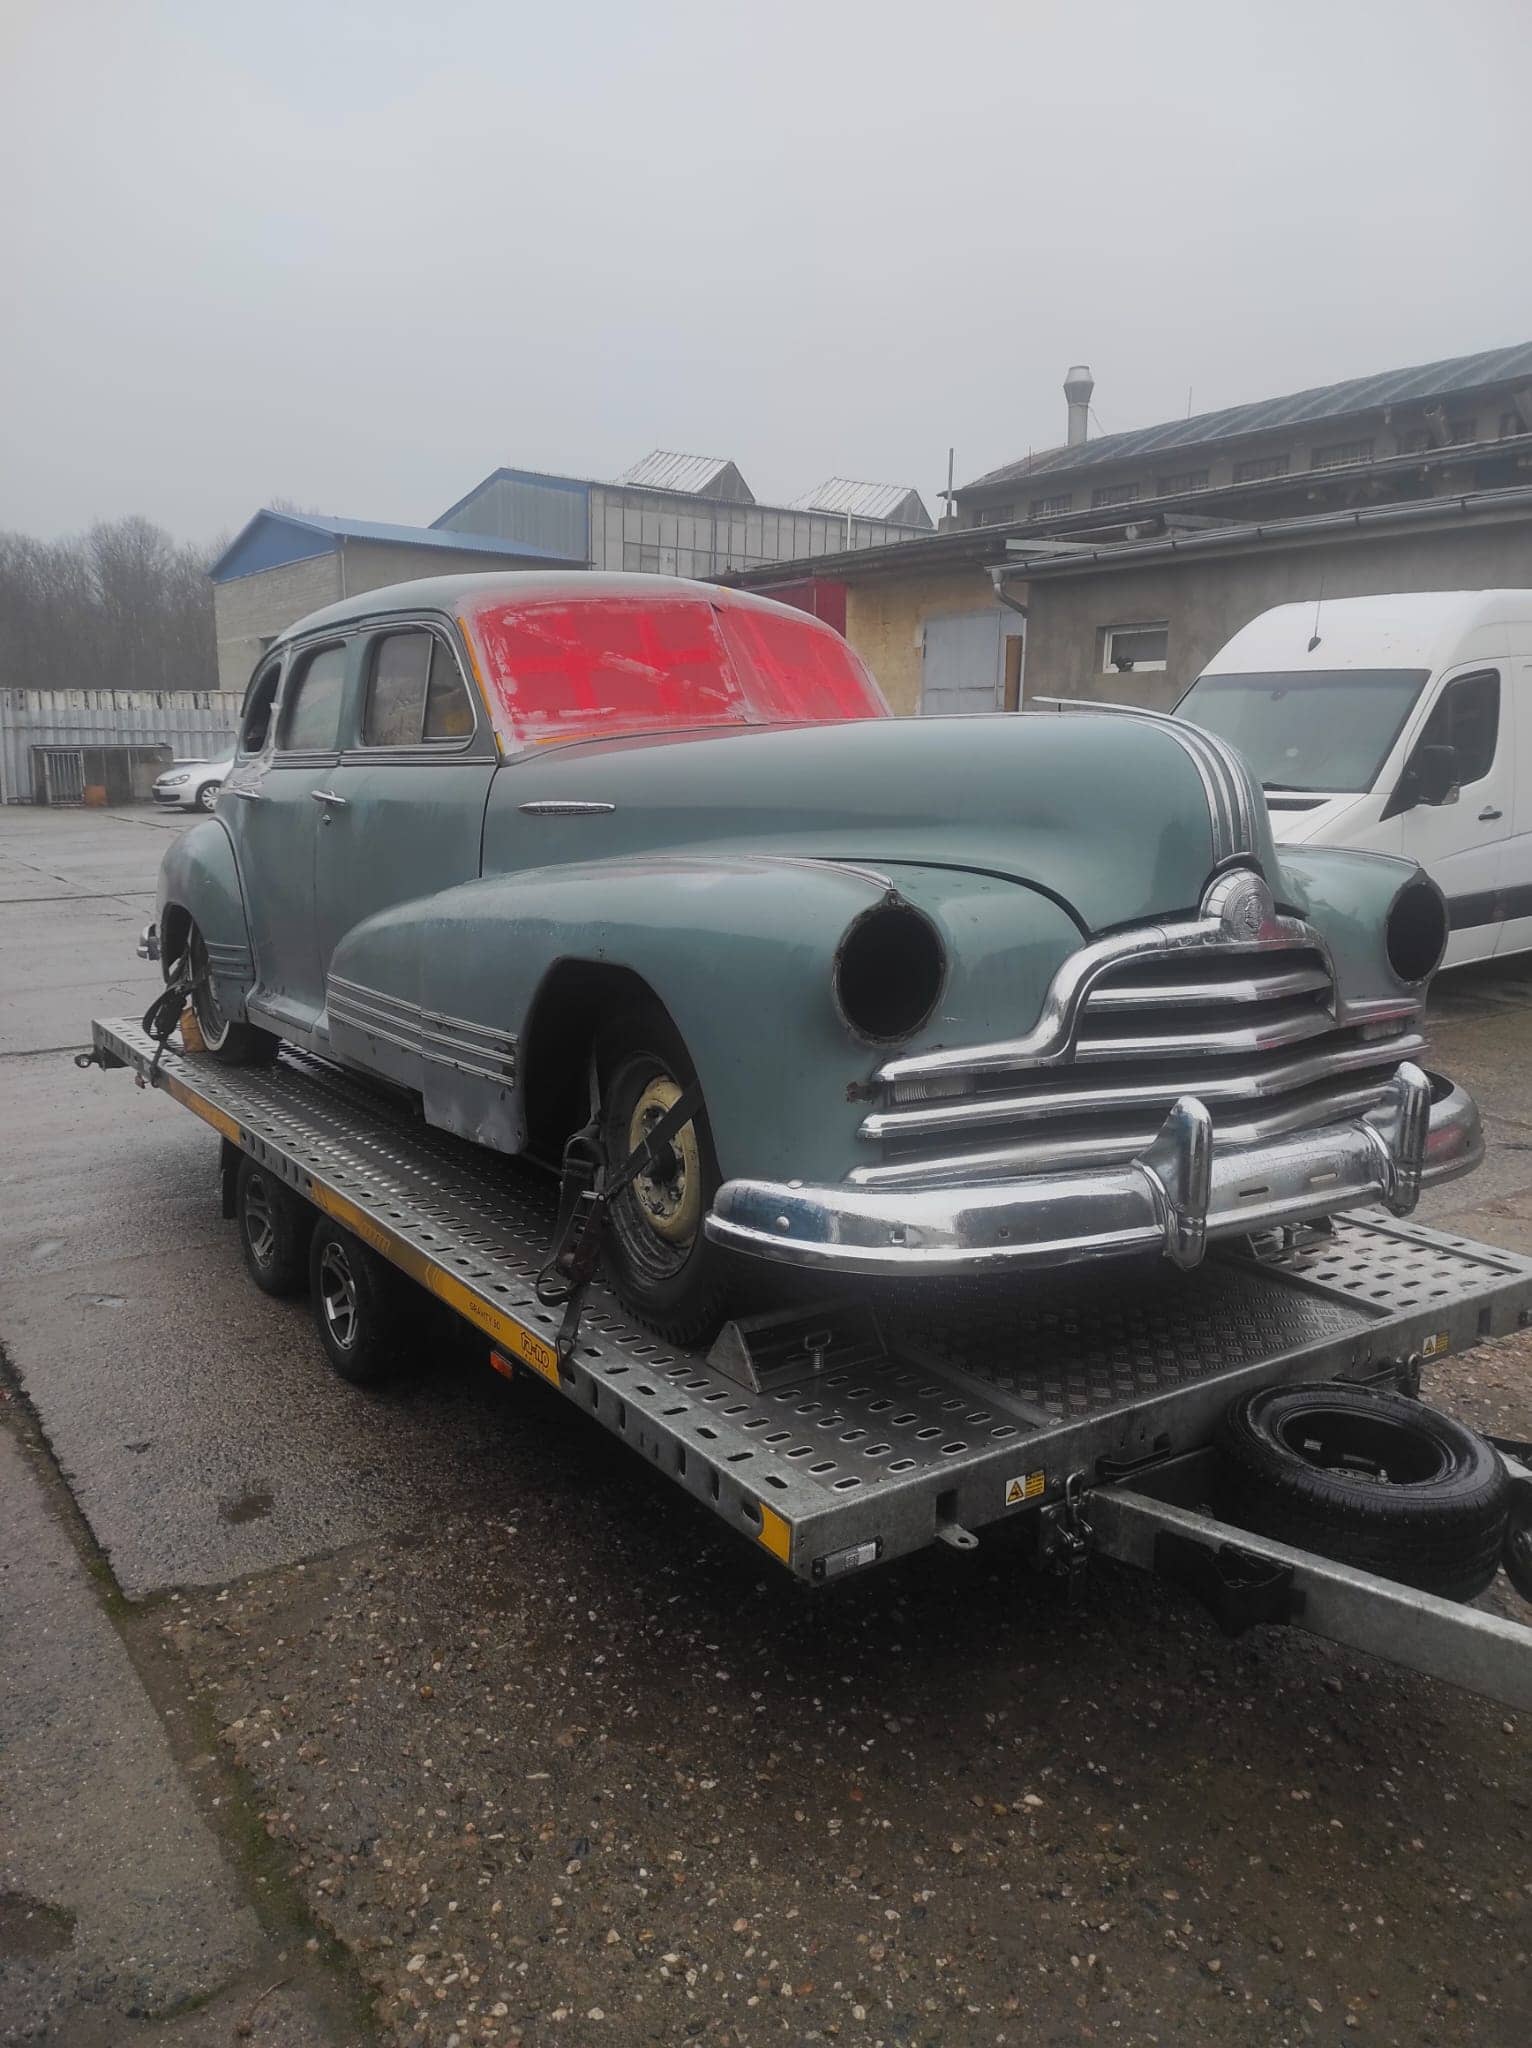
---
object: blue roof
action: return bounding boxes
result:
[210,510,583,583]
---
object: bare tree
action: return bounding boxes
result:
[0,517,218,693]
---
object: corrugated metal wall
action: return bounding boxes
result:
[0,690,243,802]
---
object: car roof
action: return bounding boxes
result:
[269,571,831,649]
[1202,590,1532,676]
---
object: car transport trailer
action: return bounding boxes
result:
[86,1013,1532,1711]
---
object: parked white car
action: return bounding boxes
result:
[151,755,234,813]
[1178,591,1532,967]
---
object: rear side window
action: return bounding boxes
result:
[279,643,348,753]
[240,662,281,754]
[362,632,475,747]
[1419,669,1499,785]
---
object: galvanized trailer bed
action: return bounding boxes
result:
[89,1015,1532,1707]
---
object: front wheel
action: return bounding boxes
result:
[596,1004,731,1344]
[196,780,221,812]
[236,1156,311,1296]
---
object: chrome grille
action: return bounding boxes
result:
[857,943,1424,1187]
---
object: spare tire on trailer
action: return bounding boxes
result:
[1215,1382,1510,1604]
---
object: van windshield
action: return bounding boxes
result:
[1174,669,1429,793]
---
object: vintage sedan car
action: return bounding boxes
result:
[146,572,1481,1339]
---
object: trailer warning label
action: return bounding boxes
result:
[1005,1471,1046,1507]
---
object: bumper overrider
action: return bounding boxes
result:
[705,1064,1483,1276]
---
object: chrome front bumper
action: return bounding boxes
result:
[705,1064,1483,1276]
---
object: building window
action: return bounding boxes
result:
[1029,492,1073,518]
[976,503,1016,526]
[1500,409,1526,440]
[1156,469,1208,496]
[1397,427,1432,455]
[1310,438,1375,471]
[1091,481,1141,509]
[1234,453,1290,483]
[1102,622,1168,674]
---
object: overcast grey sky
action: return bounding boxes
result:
[2,0,1528,543]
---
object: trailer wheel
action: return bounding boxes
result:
[308,1222,410,1385]
[596,1002,730,1345]
[236,1157,311,1297]
[1216,1382,1510,1603]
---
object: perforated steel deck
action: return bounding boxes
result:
[91,1018,1532,1580]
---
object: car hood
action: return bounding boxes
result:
[493,712,1281,934]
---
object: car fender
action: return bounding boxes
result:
[1276,844,1441,1004]
[326,854,1083,1182]
[156,818,257,1016]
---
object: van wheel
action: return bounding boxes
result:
[180,921,278,1067]
[596,1003,730,1345]
[236,1157,311,1296]
[308,1222,411,1385]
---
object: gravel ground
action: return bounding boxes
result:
[160,1335,1532,2048]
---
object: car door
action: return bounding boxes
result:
[231,637,352,1037]
[312,621,497,1035]
[1394,667,1509,968]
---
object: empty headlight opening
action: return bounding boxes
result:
[834,902,946,1044]
[1386,876,1449,984]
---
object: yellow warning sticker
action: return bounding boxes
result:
[1005,1470,1046,1508]
[1422,1329,1451,1360]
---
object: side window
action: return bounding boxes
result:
[361,631,475,747]
[278,643,348,753]
[424,638,474,741]
[1419,669,1499,786]
[239,661,281,755]
[363,633,431,747]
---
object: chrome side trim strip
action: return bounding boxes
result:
[519,799,617,816]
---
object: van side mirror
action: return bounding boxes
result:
[1412,743,1461,807]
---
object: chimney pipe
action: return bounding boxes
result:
[1064,363,1094,448]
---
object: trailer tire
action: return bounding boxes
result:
[308,1222,411,1385]
[1216,1382,1510,1603]
[236,1157,311,1296]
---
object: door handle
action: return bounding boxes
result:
[228,787,264,802]
[310,789,349,809]
[1479,806,1504,822]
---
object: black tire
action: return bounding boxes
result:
[307,1222,413,1385]
[236,1157,312,1296]
[180,921,279,1068]
[595,1002,730,1345]
[1215,1382,1510,1603]
[196,780,221,812]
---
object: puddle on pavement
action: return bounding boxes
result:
[0,1892,77,1958]
[220,1486,274,1525]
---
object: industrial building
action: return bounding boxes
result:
[212,455,930,694]
[732,341,1532,714]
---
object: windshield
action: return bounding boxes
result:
[1174,668,1429,793]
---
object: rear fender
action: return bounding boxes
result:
[156,820,256,1019]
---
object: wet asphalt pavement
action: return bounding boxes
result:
[2,805,1532,2047]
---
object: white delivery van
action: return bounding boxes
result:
[1177,591,1532,967]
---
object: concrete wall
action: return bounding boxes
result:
[214,551,341,693]
[1020,518,1532,711]
[843,564,1002,716]
[211,540,546,694]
